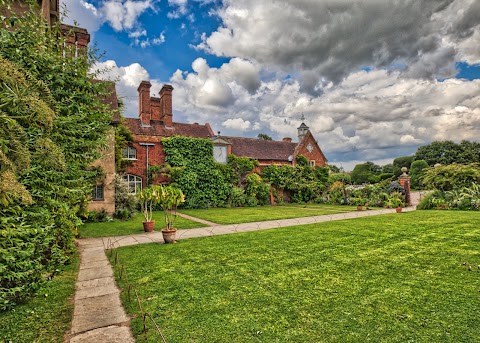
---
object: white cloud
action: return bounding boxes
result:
[62,0,157,44]
[222,118,251,131]
[167,0,188,18]
[198,0,480,90]
[101,0,154,31]
[128,29,147,38]
[93,58,480,165]
[152,32,166,45]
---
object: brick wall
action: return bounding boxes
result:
[295,131,327,167]
[125,135,167,187]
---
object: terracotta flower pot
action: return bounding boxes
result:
[357,205,363,211]
[162,229,177,244]
[396,207,402,213]
[143,221,155,232]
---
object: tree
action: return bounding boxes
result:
[414,141,463,166]
[393,156,414,176]
[410,160,429,188]
[257,133,272,140]
[328,164,343,173]
[381,164,394,174]
[351,162,377,184]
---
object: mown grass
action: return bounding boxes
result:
[0,255,79,342]
[79,211,206,238]
[179,204,361,224]
[111,210,480,342]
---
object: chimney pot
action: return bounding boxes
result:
[283,137,292,142]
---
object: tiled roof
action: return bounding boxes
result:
[125,118,213,138]
[224,136,297,161]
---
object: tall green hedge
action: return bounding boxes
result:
[0,2,113,309]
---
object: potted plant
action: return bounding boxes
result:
[387,193,404,213]
[353,196,366,211]
[137,186,159,232]
[157,185,185,243]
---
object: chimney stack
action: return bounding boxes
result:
[159,84,174,127]
[138,81,152,126]
[282,137,292,143]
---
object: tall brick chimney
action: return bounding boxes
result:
[159,85,174,127]
[60,25,91,57]
[138,81,152,126]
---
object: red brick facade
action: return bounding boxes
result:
[124,82,214,188]
[125,80,328,191]
[293,130,327,167]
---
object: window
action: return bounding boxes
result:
[123,174,142,194]
[309,160,315,167]
[213,145,228,164]
[122,146,137,160]
[92,184,104,200]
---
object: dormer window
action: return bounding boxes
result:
[122,146,137,160]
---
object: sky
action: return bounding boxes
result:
[62,0,480,171]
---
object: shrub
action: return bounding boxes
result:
[114,175,137,219]
[228,187,246,207]
[410,160,429,188]
[420,163,480,191]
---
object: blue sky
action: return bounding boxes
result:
[63,0,480,170]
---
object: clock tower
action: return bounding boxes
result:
[297,113,309,141]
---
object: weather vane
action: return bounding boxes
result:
[300,112,305,121]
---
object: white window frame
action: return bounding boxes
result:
[309,160,315,167]
[122,146,137,160]
[123,174,142,194]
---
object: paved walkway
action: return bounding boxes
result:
[66,239,135,342]
[91,206,417,250]
[69,201,419,341]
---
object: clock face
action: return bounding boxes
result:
[307,143,313,152]
[213,145,228,163]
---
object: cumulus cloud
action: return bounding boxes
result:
[62,0,103,34]
[223,118,251,131]
[101,0,154,31]
[167,0,188,18]
[93,58,480,168]
[83,0,480,168]
[197,0,480,90]
[62,0,157,44]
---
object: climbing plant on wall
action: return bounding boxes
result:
[162,136,232,208]
[262,164,329,203]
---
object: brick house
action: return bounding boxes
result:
[121,81,327,196]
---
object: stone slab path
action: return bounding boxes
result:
[176,211,217,226]
[93,206,417,250]
[69,202,419,341]
[66,240,135,342]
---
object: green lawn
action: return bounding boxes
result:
[179,204,361,224]
[0,255,79,343]
[111,211,480,342]
[79,211,206,238]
